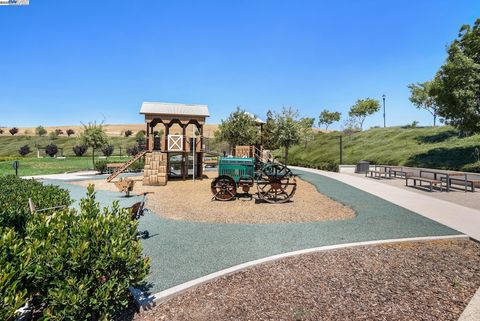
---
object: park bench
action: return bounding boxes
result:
[365,170,390,179]
[204,158,218,168]
[440,177,479,192]
[405,176,443,192]
[106,163,124,173]
[389,168,413,179]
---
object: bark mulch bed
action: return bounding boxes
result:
[71,174,355,224]
[118,239,480,321]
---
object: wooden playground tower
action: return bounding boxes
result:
[140,102,209,186]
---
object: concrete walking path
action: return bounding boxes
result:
[291,166,480,241]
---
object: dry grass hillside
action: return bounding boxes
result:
[8,124,220,138]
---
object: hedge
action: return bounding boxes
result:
[0,180,150,320]
[0,176,71,232]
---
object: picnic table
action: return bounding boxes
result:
[373,165,406,178]
[419,169,469,192]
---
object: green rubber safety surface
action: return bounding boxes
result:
[44,169,459,295]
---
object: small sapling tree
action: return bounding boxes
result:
[9,127,19,136]
[19,145,31,156]
[35,126,47,137]
[274,107,301,165]
[79,122,109,167]
[348,98,380,130]
[73,145,88,156]
[318,109,341,130]
[101,144,114,157]
[45,144,58,157]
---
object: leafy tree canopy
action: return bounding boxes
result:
[79,122,109,166]
[262,110,279,150]
[432,19,480,134]
[215,107,259,147]
[35,126,47,137]
[348,98,380,129]
[318,109,341,130]
[408,81,439,126]
[299,117,316,148]
[274,107,301,165]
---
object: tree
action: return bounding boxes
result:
[135,131,146,147]
[48,131,59,140]
[66,128,75,137]
[318,110,341,130]
[348,98,380,130]
[101,144,114,157]
[431,19,480,134]
[55,129,64,136]
[0,129,4,135]
[126,145,141,156]
[274,107,301,165]
[9,128,18,136]
[45,144,58,157]
[73,145,88,156]
[79,122,109,167]
[408,81,438,126]
[35,126,47,137]
[298,117,315,148]
[262,110,279,150]
[19,145,31,156]
[342,117,361,141]
[124,129,133,137]
[215,107,259,149]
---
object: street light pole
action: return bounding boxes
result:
[382,94,386,128]
[382,94,387,128]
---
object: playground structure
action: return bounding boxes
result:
[107,102,209,186]
[106,102,275,190]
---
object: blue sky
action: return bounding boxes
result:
[0,0,478,129]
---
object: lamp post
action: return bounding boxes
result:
[382,94,386,128]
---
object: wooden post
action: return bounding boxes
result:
[165,122,170,152]
[146,122,153,151]
[182,124,187,180]
[199,124,203,179]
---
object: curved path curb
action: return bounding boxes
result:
[131,234,467,308]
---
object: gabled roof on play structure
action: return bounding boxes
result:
[140,102,210,117]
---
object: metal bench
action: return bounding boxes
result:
[389,169,413,178]
[440,177,478,192]
[365,170,390,179]
[406,176,443,192]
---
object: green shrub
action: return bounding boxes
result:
[0,185,150,320]
[129,159,144,172]
[94,160,108,173]
[0,156,18,162]
[0,228,29,321]
[461,161,480,173]
[0,176,71,232]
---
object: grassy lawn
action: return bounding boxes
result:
[0,156,131,176]
[286,126,480,172]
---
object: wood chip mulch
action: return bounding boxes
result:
[71,174,355,224]
[118,239,480,321]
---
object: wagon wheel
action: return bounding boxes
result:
[211,175,237,201]
[256,163,297,204]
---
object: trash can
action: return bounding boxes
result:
[355,160,370,174]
